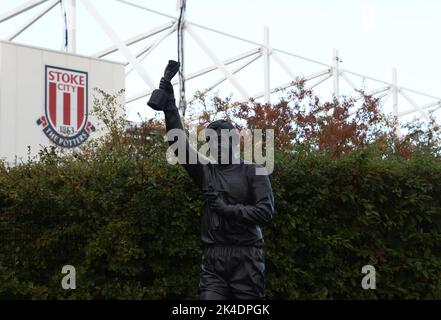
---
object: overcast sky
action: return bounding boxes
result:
[0,0,440,122]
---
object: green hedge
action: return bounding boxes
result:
[1,142,441,299]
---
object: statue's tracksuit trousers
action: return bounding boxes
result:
[199,245,265,300]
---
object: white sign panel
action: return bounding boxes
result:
[0,41,125,162]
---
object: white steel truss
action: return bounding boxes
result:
[0,0,440,126]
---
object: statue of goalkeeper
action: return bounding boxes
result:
[147,60,275,300]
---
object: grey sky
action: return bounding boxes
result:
[0,0,440,122]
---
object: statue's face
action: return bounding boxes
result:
[205,120,240,164]
[217,132,233,163]
[206,128,236,164]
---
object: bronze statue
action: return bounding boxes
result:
[148,60,275,300]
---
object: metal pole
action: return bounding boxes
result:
[272,51,297,81]
[67,0,76,53]
[400,90,431,122]
[125,49,261,104]
[188,53,262,104]
[392,67,398,119]
[0,0,48,24]
[398,100,441,117]
[263,25,270,104]
[81,0,156,90]
[8,0,60,41]
[125,23,178,71]
[93,21,175,58]
[177,0,187,114]
[186,24,250,100]
[247,69,331,101]
[333,48,340,98]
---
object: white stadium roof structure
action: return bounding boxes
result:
[0,0,440,127]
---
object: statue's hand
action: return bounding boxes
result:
[147,60,180,111]
[205,191,234,217]
[163,60,180,81]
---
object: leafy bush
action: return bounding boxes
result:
[266,147,441,299]
[0,89,440,299]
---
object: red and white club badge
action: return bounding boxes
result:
[37,65,95,148]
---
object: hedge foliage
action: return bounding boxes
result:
[1,140,441,299]
[1,88,441,299]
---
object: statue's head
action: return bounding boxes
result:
[205,119,239,165]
